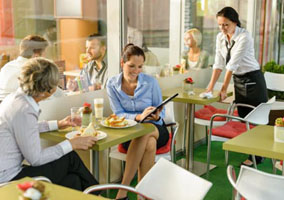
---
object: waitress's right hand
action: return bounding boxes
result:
[69,136,97,150]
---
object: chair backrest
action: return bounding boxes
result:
[163,102,175,124]
[244,96,275,125]
[83,183,151,199]
[135,158,212,200]
[227,165,284,200]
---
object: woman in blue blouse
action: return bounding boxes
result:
[107,44,169,200]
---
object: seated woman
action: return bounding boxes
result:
[106,44,169,200]
[182,28,209,69]
[0,57,99,192]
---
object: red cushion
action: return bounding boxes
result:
[195,105,238,121]
[118,133,172,155]
[211,121,255,139]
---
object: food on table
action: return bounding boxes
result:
[78,122,98,137]
[18,181,47,200]
[105,114,128,127]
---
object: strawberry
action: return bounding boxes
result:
[17,182,34,191]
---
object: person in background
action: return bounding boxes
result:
[0,35,48,101]
[127,17,143,48]
[106,44,169,200]
[142,41,160,66]
[204,7,268,166]
[182,28,209,69]
[0,57,99,192]
[67,33,107,91]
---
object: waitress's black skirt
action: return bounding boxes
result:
[233,70,268,118]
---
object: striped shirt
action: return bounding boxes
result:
[0,89,72,183]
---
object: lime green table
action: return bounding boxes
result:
[41,123,155,182]
[162,87,226,175]
[0,177,107,200]
[223,125,284,174]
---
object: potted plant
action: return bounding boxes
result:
[182,76,194,94]
[172,64,181,74]
[263,61,284,100]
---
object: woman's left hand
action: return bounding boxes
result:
[148,107,162,121]
[58,115,81,129]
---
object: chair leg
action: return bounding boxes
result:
[252,155,257,169]
[225,150,229,166]
[282,162,284,176]
[205,126,208,145]
[272,159,276,174]
[206,134,212,179]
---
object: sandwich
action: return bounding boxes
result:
[80,122,98,137]
[105,114,128,127]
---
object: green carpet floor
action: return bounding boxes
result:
[102,141,281,199]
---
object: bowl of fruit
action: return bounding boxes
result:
[274,117,284,143]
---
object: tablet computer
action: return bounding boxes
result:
[139,93,178,123]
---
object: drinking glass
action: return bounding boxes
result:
[94,98,104,128]
[71,107,82,131]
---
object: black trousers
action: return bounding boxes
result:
[233,70,268,118]
[234,70,268,163]
[11,151,99,194]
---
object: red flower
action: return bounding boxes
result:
[175,64,181,69]
[184,77,194,84]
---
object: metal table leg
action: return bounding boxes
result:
[92,151,100,182]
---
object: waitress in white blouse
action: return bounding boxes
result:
[206,7,268,166]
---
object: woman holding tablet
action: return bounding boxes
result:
[106,44,169,200]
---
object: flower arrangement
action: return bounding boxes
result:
[18,181,48,200]
[274,117,284,143]
[184,77,194,84]
[275,118,284,127]
[173,64,181,71]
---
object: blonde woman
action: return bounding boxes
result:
[182,28,209,69]
[0,58,99,192]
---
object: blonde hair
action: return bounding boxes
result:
[19,57,59,96]
[19,35,48,58]
[184,28,202,47]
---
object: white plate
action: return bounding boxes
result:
[65,130,107,140]
[100,119,137,128]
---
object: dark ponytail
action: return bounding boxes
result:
[217,7,241,27]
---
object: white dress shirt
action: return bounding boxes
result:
[213,26,259,75]
[0,89,72,183]
[0,56,28,100]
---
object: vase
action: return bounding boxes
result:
[182,82,194,93]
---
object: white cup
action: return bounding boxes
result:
[94,98,104,121]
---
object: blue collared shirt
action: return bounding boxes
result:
[106,72,165,125]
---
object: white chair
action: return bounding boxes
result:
[207,97,276,177]
[108,102,179,182]
[194,82,235,143]
[83,183,151,199]
[227,165,284,200]
[136,158,212,200]
[85,158,212,200]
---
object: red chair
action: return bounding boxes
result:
[206,97,276,178]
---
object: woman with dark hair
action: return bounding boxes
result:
[204,7,268,166]
[106,44,169,199]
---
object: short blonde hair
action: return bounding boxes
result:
[19,57,59,96]
[19,35,48,58]
[184,28,202,47]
